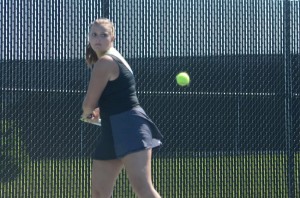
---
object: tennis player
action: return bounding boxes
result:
[81,18,162,198]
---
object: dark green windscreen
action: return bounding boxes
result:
[1,0,299,197]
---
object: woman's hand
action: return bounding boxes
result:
[90,107,100,122]
[81,107,100,124]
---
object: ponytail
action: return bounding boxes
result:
[85,43,98,67]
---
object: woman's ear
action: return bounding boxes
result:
[111,36,115,42]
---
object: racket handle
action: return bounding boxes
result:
[80,117,101,126]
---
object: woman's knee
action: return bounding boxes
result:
[91,183,113,198]
[91,159,123,198]
[130,182,161,198]
[130,180,156,196]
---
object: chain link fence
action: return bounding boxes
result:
[1,0,299,197]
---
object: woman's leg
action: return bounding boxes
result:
[122,149,161,198]
[91,159,123,198]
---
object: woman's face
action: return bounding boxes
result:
[89,23,114,56]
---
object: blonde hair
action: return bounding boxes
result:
[85,18,115,65]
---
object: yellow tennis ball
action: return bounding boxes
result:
[176,72,190,86]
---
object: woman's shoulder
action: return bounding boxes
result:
[106,48,133,74]
[95,55,116,67]
[92,56,118,74]
[93,55,119,80]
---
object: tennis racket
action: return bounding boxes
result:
[80,117,101,126]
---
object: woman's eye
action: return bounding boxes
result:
[100,33,108,38]
[92,33,97,37]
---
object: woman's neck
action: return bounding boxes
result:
[96,46,114,58]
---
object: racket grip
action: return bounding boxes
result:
[80,117,101,126]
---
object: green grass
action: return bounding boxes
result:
[154,153,300,198]
[0,153,299,198]
[1,120,299,197]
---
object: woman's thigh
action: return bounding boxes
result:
[91,159,123,195]
[121,149,154,188]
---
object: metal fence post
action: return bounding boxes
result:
[283,0,295,197]
[101,0,110,18]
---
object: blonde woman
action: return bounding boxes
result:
[81,18,162,198]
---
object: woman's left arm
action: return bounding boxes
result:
[81,57,116,118]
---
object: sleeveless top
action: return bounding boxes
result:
[97,48,139,117]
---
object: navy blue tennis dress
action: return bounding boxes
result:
[92,48,163,160]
